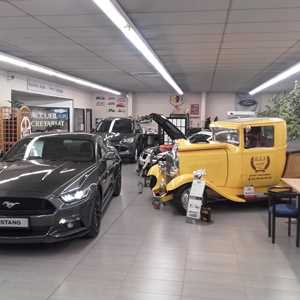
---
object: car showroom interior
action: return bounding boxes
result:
[1,0,300,299]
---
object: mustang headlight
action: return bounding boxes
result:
[61,188,90,203]
[122,137,134,143]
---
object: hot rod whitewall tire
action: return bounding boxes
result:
[173,183,192,215]
[173,184,209,215]
[86,192,102,238]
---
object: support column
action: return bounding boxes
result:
[0,71,12,106]
[200,92,207,128]
[127,92,133,117]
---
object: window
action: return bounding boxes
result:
[4,137,95,162]
[244,126,274,149]
[4,138,32,161]
[212,128,239,146]
[97,142,102,159]
[97,119,112,133]
[112,119,133,134]
[28,140,44,158]
[136,123,143,133]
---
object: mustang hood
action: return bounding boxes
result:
[0,160,95,198]
[150,113,186,140]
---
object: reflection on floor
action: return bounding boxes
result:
[0,164,300,300]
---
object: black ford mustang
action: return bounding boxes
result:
[0,133,121,243]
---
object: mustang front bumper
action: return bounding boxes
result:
[0,197,94,244]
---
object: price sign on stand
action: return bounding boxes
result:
[186,169,206,224]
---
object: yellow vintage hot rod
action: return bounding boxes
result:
[148,115,291,214]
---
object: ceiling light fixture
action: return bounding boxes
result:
[0,51,121,95]
[249,61,300,95]
[92,0,184,95]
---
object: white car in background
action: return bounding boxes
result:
[188,130,212,143]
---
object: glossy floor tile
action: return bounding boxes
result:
[0,164,300,300]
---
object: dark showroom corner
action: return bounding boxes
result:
[1,0,300,299]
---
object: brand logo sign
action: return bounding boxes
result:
[251,156,270,173]
[1,201,20,209]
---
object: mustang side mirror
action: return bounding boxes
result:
[104,151,115,160]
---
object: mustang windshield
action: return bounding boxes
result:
[4,136,95,162]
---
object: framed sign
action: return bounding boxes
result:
[190,104,200,116]
[30,107,69,132]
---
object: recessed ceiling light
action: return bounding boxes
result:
[0,51,121,95]
[249,61,300,95]
[92,0,184,95]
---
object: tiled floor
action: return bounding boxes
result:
[1,164,300,300]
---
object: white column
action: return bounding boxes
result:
[127,92,133,117]
[200,92,207,128]
[0,71,12,106]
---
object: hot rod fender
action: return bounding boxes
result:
[147,164,162,191]
[166,174,245,202]
[148,165,246,202]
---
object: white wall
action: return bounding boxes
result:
[133,93,204,127]
[132,92,239,127]
[0,69,96,130]
[132,93,201,116]
[206,93,236,120]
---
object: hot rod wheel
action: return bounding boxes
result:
[174,183,192,215]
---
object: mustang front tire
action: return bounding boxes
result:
[113,172,122,196]
[86,192,102,238]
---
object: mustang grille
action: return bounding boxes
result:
[0,198,56,216]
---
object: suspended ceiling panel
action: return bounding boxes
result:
[0,0,298,94]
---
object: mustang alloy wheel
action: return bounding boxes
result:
[86,192,102,238]
[113,172,122,196]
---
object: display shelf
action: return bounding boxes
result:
[0,107,22,153]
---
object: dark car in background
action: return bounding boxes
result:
[96,117,143,162]
[0,133,121,243]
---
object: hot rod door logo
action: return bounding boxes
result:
[251,156,270,173]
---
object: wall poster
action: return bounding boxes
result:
[190,104,200,116]
[95,95,128,119]
[29,107,69,132]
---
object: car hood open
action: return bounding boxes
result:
[0,160,95,198]
[150,113,186,140]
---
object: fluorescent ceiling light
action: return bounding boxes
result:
[0,52,121,95]
[93,0,184,95]
[249,61,300,95]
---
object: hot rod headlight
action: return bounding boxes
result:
[61,188,90,203]
[122,137,134,143]
[169,166,179,177]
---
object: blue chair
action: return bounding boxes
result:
[268,186,300,247]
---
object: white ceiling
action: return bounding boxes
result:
[0,0,300,93]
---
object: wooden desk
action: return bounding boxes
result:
[282,178,300,193]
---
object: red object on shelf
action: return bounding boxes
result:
[159,144,173,152]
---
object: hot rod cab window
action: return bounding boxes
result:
[244,126,274,149]
[212,128,240,146]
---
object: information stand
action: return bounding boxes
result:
[186,169,206,224]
